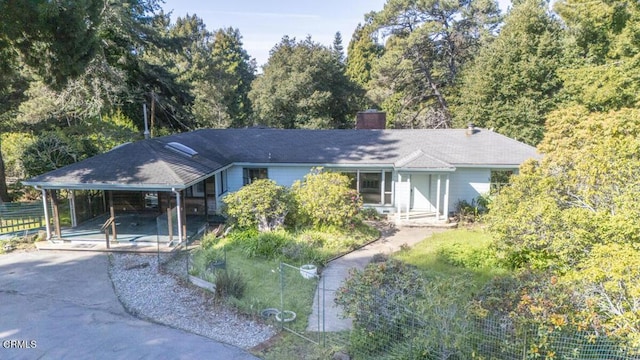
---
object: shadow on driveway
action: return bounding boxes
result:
[0,250,257,359]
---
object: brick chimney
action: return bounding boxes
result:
[355,110,386,129]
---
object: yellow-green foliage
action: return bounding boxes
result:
[568,243,640,345]
[291,169,362,229]
[484,106,640,348]
[86,110,140,152]
[1,132,36,179]
[489,107,640,269]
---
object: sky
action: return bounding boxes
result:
[161,0,511,69]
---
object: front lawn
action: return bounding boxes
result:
[254,226,508,359]
[394,227,507,288]
[188,221,379,334]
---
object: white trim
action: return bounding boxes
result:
[453,164,522,169]
[38,188,52,241]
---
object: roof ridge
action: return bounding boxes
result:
[395,149,425,167]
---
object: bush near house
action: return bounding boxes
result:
[222,169,363,233]
[290,169,362,229]
[222,179,291,232]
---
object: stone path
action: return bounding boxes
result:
[307,224,446,332]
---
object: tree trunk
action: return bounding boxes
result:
[0,145,11,203]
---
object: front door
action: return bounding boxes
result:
[411,174,434,211]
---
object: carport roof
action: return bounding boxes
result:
[23,128,539,190]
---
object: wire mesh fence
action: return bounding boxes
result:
[324,298,640,360]
[279,262,324,344]
[0,202,44,234]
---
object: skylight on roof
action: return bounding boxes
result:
[110,142,131,151]
[165,142,198,157]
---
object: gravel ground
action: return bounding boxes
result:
[109,252,276,349]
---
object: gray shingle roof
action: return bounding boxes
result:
[24,128,539,190]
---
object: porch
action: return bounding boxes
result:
[393,210,458,228]
[39,212,217,251]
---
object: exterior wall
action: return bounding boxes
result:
[268,166,314,187]
[226,165,314,192]
[222,164,515,218]
[226,166,245,193]
[446,168,491,215]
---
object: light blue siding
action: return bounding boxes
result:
[268,166,314,187]
[226,165,314,192]
[448,168,491,212]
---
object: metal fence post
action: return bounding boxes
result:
[280,262,285,331]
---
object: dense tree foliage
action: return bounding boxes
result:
[453,0,564,145]
[345,21,384,89]
[489,107,640,269]
[367,0,501,128]
[249,36,359,129]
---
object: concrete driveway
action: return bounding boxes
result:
[0,250,258,360]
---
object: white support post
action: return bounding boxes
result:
[406,175,411,220]
[443,174,450,222]
[396,173,401,221]
[69,190,77,228]
[380,170,384,206]
[436,175,442,220]
[173,189,184,244]
[40,188,52,241]
[214,174,220,213]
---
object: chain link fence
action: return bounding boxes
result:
[279,262,325,344]
[324,297,640,360]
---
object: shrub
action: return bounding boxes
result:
[240,230,294,259]
[358,207,381,221]
[335,259,425,331]
[291,168,362,229]
[214,270,247,299]
[226,228,260,246]
[280,241,322,264]
[223,179,291,232]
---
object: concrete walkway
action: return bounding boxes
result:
[307,224,448,332]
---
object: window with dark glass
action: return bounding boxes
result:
[359,172,382,204]
[219,169,228,195]
[243,168,268,185]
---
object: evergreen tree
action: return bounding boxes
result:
[346,22,384,88]
[367,0,502,129]
[249,36,359,129]
[453,0,564,145]
[332,32,345,62]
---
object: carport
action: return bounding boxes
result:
[22,139,229,247]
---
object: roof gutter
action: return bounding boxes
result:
[21,181,188,192]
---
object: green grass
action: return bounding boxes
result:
[394,227,508,294]
[189,222,379,335]
[254,331,351,360]
[223,249,318,333]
